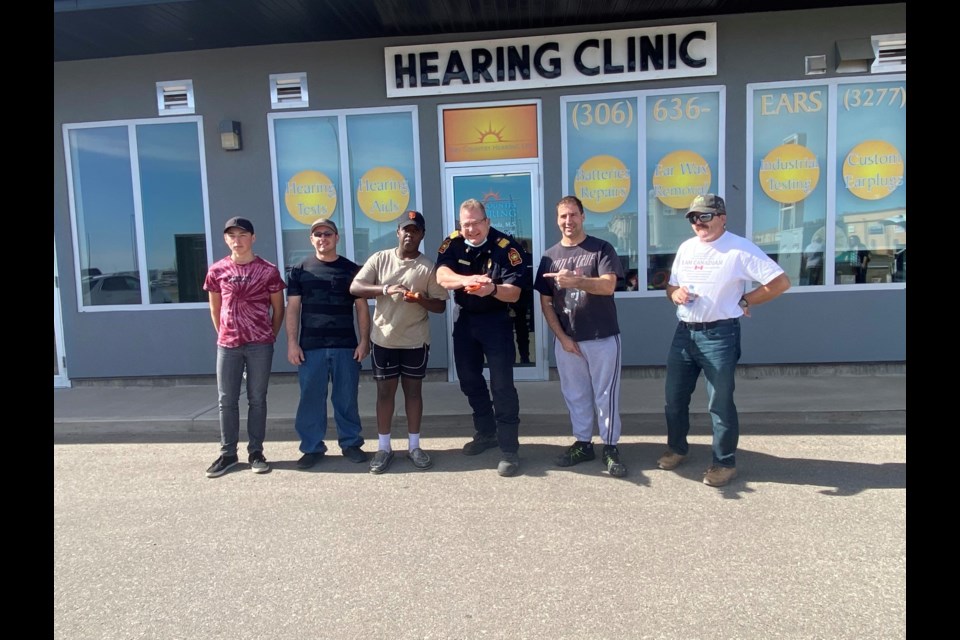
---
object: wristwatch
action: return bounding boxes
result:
[738,296,750,309]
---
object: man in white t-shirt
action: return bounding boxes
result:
[350,211,448,474]
[659,194,791,487]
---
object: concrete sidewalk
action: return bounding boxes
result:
[54,370,907,640]
[54,371,906,441]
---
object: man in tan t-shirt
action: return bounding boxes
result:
[350,210,448,474]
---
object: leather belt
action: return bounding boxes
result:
[680,318,738,331]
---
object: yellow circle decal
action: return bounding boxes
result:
[651,150,712,210]
[842,140,904,201]
[573,155,630,213]
[285,170,337,224]
[759,144,820,204]
[356,167,411,222]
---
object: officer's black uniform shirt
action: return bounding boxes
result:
[436,227,530,314]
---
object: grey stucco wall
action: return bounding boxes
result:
[54,4,907,379]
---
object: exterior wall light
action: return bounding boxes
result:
[219,120,242,151]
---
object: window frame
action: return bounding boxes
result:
[746,74,906,292]
[62,115,212,312]
[267,105,422,275]
[560,85,726,298]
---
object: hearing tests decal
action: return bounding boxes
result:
[385,24,717,97]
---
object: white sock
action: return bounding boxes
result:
[378,434,391,452]
[408,433,420,450]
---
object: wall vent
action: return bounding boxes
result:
[270,72,309,109]
[156,80,195,116]
[872,34,906,73]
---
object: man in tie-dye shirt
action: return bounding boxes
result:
[203,216,285,478]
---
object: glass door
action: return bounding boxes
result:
[442,164,546,381]
[54,240,70,388]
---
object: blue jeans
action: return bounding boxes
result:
[216,343,274,457]
[453,310,520,453]
[664,319,741,467]
[295,348,364,454]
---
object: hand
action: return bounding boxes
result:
[287,344,305,366]
[558,335,582,357]
[466,282,496,297]
[543,269,576,289]
[672,286,695,305]
[383,283,408,297]
[354,340,370,362]
[403,291,422,303]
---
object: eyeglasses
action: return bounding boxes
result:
[312,231,336,238]
[459,218,488,230]
[688,213,719,224]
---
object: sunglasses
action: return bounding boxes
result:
[312,231,336,238]
[688,212,719,223]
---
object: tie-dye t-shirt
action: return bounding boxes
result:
[203,255,286,348]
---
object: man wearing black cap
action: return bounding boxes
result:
[349,211,448,474]
[285,217,371,469]
[659,194,791,487]
[203,216,286,478]
[436,198,531,477]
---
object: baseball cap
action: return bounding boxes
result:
[310,218,338,234]
[686,194,726,218]
[223,217,255,234]
[398,210,426,231]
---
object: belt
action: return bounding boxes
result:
[680,318,738,331]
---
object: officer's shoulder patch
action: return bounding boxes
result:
[508,248,522,266]
[438,238,452,254]
[448,230,460,239]
[497,237,510,248]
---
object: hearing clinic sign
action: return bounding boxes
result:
[384,24,717,98]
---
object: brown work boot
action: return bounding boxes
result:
[657,450,687,470]
[703,465,737,487]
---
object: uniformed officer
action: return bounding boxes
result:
[436,198,531,477]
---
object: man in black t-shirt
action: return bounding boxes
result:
[534,195,627,478]
[285,218,371,469]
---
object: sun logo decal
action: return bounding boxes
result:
[480,190,501,205]
[474,123,506,144]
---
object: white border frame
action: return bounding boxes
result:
[437,98,546,382]
[62,116,212,312]
[560,84,726,299]
[267,105,423,275]
[745,74,906,293]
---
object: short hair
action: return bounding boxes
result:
[557,195,584,215]
[459,198,487,219]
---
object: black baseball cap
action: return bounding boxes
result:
[223,216,254,233]
[398,210,426,231]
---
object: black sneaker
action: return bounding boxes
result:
[296,452,324,469]
[248,452,270,474]
[462,432,498,456]
[206,454,239,478]
[602,445,628,478]
[342,446,368,463]
[555,441,595,467]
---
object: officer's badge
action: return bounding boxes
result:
[508,248,522,266]
[438,238,452,254]
[449,230,460,239]
[497,238,510,248]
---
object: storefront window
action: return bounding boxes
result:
[561,87,724,293]
[269,107,420,273]
[835,79,906,285]
[65,118,210,309]
[747,76,905,288]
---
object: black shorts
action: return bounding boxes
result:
[371,343,430,380]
